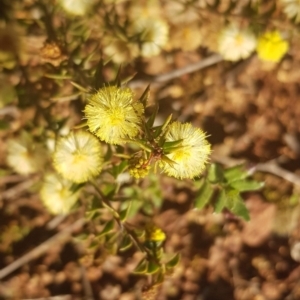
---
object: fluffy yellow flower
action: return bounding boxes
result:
[53,131,103,183]
[40,173,81,215]
[6,132,47,175]
[218,24,257,61]
[160,122,211,179]
[84,86,144,145]
[256,31,289,62]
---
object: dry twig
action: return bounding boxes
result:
[128,54,223,89]
[0,218,85,280]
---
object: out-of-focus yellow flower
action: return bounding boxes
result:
[145,224,166,242]
[40,173,81,215]
[6,132,47,175]
[53,131,103,183]
[132,18,169,57]
[160,122,211,179]
[164,1,205,25]
[102,37,139,64]
[170,23,202,51]
[129,0,162,20]
[280,0,300,23]
[218,24,257,61]
[256,30,289,62]
[84,86,144,145]
[58,0,94,15]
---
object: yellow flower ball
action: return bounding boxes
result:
[161,122,211,179]
[40,173,81,215]
[53,130,103,183]
[145,224,166,242]
[84,86,144,145]
[256,31,289,62]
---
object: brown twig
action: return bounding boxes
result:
[0,175,40,201]
[128,54,223,89]
[0,218,85,280]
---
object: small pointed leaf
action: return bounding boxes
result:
[119,235,132,252]
[133,258,148,274]
[229,180,264,192]
[146,104,159,128]
[70,81,89,93]
[166,253,180,269]
[98,220,115,238]
[146,260,160,274]
[214,189,226,213]
[224,189,250,221]
[208,163,224,183]
[224,165,247,183]
[139,84,150,108]
[119,202,131,222]
[194,181,214,209]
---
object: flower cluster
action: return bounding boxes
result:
[82,85,211,180]
[128,156,151,179]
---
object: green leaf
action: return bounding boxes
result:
[70,81,89,93]
[208,163,224,183]
[230,197,250,221]
[224,190,250,221]
[106,232,119,244]
[165,253,180,269]
[214,189,226,213]
[119,202,131,222]
[93,58,105,89]
[111,160,128,178]
[89,196,104,210]
[146,260,160,274]
[112,65,122,87]
[119,235,132,252]
[121,72,137,86]
[146,104,159,128]
[125,199,143,220]
[133,258,148,274]
[229,180,264,192]
[161,155,177,168]
[224,165,247,183]
[85,210,101,220]
[0,120,9,130]
[139,84,150,108]
[194,181,214,209]
[163,139,184,150]
[44,73,72,80]
[98,220,115,238]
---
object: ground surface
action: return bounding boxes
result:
[1,1,300,299]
